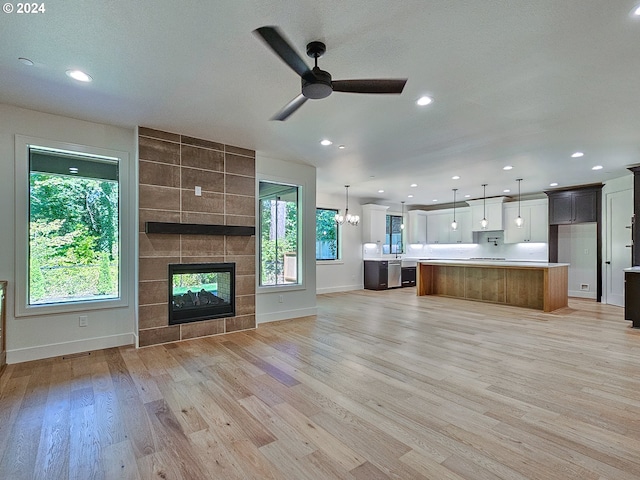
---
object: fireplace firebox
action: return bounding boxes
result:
[168,263,235,325]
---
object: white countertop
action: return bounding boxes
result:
[418,259,569,268]
[624,267,640,273]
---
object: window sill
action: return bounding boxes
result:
[316,260,344,265]
[257,284,305,294]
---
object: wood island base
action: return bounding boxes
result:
[417,261,569,312]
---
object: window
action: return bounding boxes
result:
[316,208,339,260]
[15,135,129,316]
[385,214,404,254]
[259,181,300,286]
[28,148,120,305]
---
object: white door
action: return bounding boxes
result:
[605,189,633,306]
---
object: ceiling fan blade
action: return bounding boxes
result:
[253,26,316,83]
[332,79,407,94]
[271,94,308,121]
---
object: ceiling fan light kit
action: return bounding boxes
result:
[254,26,408,121]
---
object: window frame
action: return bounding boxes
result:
[257,180,302,288]
[386,214,404,254]
[315,207,340,261]
[14,135,130,317]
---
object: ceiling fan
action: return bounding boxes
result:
[253,26,408,121]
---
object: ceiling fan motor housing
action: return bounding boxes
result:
[302,67,333,99]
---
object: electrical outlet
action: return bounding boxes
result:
[584,248,589,255]
[580,284,589,291]
[79,315,88,327]
[278,295,284,303]
[195,186,202,196]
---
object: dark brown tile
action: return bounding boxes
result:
[181,190,224,215]
[181,145,224,172]
[236,274,256,296]
[225,255,255,275]
[139,257,179,282]
[181,135,224,151]
[224,214,255,227]
[181,212,225,225]
[139,233,181,257]
[181,236,225,257]
[139,127,180,143]
[225,145,255,158]
[181,167,224,193]
[139,304,169,329]
[225,315,256,333]
[225,236,255,256]
[180,319,225,340]
[139,160,180,188]
[235,295,256,316]
[139,185,180,211]
[225,153,255,177]
[179,255,225,264]
[139,136,180,164]
[139,280,168,306]
[226,194,255,217]
[139,209,182,232]
[139,326,180,347]
[226,174,255,196]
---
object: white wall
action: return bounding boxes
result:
[558,223,597,299]
[316,192,363,294]
[0,104,137,363]
[255,155,317,323]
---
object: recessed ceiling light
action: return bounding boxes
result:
[432,199,438,202]
[503,189,511,193]
[320,139,332,146]
[631,4,640,16]
[464,194,471,198]
[571,152,584,158]
[452,175,460,180]
[416,96,433,106]
[66,69,92,82]
[549,182,559,187]
[18,57,34,66]
[338,144,345,149]
[378,189,384,193]
[592,165,603,170]
[407,194,414,198]
[503,165,513,171]
[410,183,418,187]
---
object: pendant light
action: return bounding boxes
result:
[451,188,458,230]
[480,184,489,229]
[400,201,405,230]
[515,178,524,228]
[335,185,359,226]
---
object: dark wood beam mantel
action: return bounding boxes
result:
[145,222,255,236]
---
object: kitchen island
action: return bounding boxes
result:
[417,260,569,312]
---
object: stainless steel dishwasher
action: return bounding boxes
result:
[387,260,402,288]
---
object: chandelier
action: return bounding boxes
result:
[335,185,359,226]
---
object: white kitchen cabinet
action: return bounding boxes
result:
[503,199,548,243]
[406,210,427,244]
[426,207,472,244]
[467,197,506,231]
[361,204,389,244]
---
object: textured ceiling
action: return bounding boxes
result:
[2,0,640,209]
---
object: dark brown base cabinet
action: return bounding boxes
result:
[401,267,416,287]
[624,272,640,328]
[364,261,388,290]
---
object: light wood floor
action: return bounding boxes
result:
[1,289,640,479]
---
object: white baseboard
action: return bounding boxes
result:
[316,284,363,295]
[7,333,136,364]
[257,306,318,325]
[569,290,597,299]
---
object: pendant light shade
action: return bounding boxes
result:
[335,185,359,226]
[400,201,405,230]
[451,188,458,230]
[480,184,488,229]
[515,178,524,228]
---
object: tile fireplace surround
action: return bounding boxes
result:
[138,127,256,347]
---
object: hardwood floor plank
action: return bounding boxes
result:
[101,439,142,480]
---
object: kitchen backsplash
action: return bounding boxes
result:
[364,231,548,261]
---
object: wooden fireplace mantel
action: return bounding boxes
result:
[145,222,255,236]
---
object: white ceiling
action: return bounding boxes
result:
[2,0,640,209]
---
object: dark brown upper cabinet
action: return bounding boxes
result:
[547,187,599,225]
